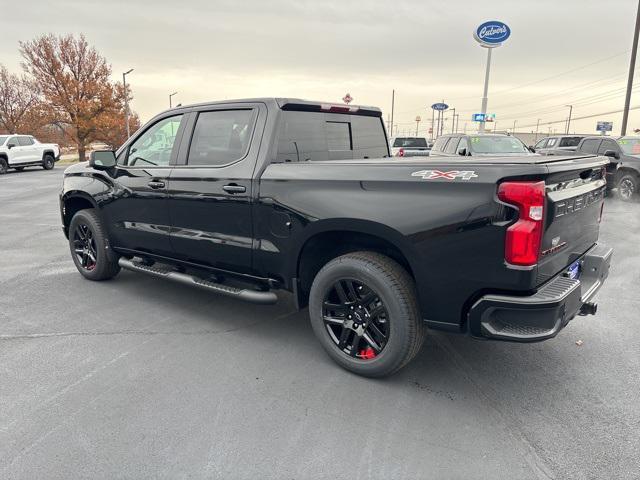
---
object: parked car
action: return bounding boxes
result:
[575,135,640,201]
[0,134,60,174]
[429,133,537,157]
[390,136,431,157]
[60,98,612,377]
[532,135,585,155]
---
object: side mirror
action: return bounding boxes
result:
[7,143,16,149]
[458,148,467,156]
[89,150,117,169]
[603,149,620,160]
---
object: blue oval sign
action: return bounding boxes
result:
[431,103,449,111]
[474,21,510,47]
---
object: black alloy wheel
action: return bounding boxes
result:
[618,175,637,201]
[43,155,55,170]
[73,223,98,271]
[322,279,389,360]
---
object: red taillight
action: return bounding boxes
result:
[397,148,405,157]
[498,181,546,266]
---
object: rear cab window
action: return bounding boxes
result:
[275,111,388,162]
[559,136,582,147]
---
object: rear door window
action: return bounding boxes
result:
[187,109,256,167]
[580,139,601,154]
[431,136,449,153]
[18,136,34,146]
[444,137,459,154]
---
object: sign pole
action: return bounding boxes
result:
[479,47,492,133]
[431,109,435,142]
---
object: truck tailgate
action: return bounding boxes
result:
[537,156,608,284]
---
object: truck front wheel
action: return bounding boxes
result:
[309,252,424,377]
[68,209,120,281]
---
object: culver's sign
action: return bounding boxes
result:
[474,21,511,47]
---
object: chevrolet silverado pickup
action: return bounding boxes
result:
[0,134,60,174]
[60,98,613,377]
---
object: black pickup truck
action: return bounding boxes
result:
[60,98,613,377]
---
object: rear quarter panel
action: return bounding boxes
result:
[256,160,548,328]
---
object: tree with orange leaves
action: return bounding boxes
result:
[19,34,133,161]
[0,65,44,134]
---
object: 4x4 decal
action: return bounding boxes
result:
[411,170,478,181]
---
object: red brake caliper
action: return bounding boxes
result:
[359,347,376,359]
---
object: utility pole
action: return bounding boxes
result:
[169,91,178,108]
[535,119,540,141]
[430,108,435,142]
[512,119,517,134]
[622,0,640,136]
[390,90,395,139]
[450,108,456,133]
[565,105,573,134]
[454,114,459,133]
[122,69,133,138]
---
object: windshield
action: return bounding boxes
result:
[0,135,8,145]
[618,137,640,155]
[469,136,529,154]
[393,137,428,148]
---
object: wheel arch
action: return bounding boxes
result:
[294,219,421,309]
[61,192,99,237]
[42,149,55,160]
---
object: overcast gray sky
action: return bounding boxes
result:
[2,0,639,135]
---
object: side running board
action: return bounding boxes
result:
[118,258,278,305]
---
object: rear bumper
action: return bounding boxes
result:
[468,243,613,342]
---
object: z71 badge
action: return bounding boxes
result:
[411,170,478,181]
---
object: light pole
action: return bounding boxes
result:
[169,91,178,108]
[535,119,540,141]
[450,108,456,133]
[122,68,133,138]
[415,116,421,136]
[622,0,640,135]
[565,105,573,134]
[512,119,517,134]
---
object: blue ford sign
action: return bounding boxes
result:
[474,21,511,47]
[431,103,449,111]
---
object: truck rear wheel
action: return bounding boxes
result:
[308,251,424,377]
[68,209,120,281]
[617,173,638,201]
[0,158,7,174]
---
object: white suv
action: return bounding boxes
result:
[0,134,60,174]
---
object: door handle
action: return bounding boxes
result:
[148,180,165,189]
[223,184,246,194]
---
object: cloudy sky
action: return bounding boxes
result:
[2,0,639,135]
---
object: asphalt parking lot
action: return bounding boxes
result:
[1,167,638,480]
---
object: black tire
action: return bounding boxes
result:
[42,154,55,170]
[15,167,25,171]
[0,158,7,175]
[309,251,424,377]
[68,209,120,281]
[617,173,638,202]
